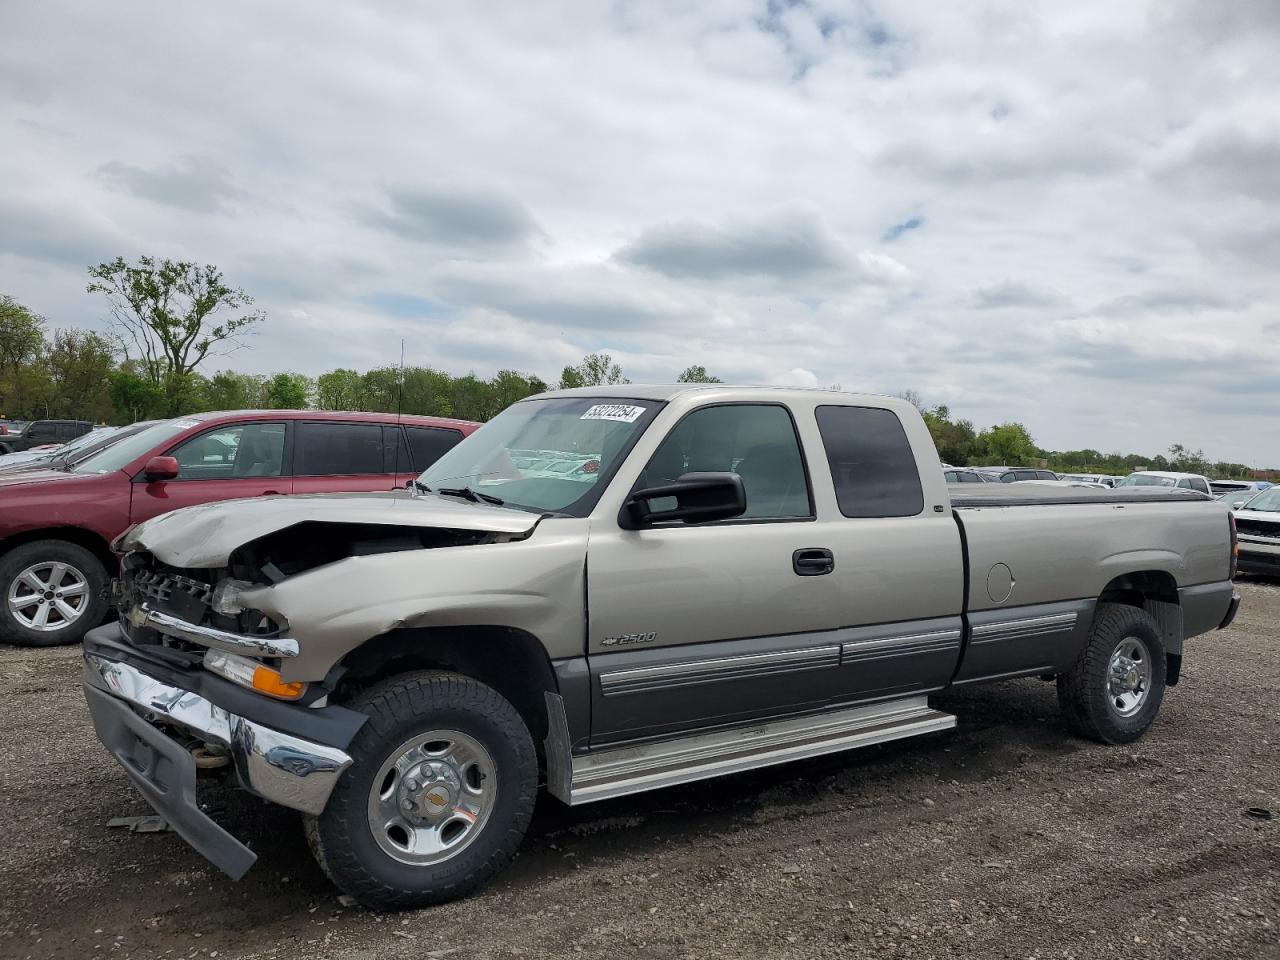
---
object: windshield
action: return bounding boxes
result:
[52,426,120,459]
[73,419,198,474]
[418,397,663,515]
[1116,474,1176,487]
[1241,488,1280,512]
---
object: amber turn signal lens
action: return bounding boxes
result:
[251,665,306,700]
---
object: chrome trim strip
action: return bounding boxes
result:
[600,644,841,697]
[840,628,962,661]
[83,653,348,815]
[568,696,956,804]
[129,604,299,659]
[970,612,1078,644]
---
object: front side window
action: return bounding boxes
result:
[815,405,923,518]
[640,404,811,520]
[419,397,662,516]
[296,421,385,476]
[170,423,286,479]
[1190,478,1210,494]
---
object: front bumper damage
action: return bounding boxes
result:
[82,623,362,879]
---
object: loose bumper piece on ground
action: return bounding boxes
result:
[82,651,353,878]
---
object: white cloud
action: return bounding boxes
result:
[1,1,1278,462]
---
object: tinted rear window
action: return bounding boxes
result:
[815,405,923,518]
[406,426,464,471]
[296,421,385,476]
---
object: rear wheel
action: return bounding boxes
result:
[0,540,108,647]
[305,671,537,910]
[1057,603,1167,744]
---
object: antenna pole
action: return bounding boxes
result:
[395,338,406,487]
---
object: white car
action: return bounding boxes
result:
[1059,473,1121,488]
[1114,471,1212,495]
[1210,480,1270,510]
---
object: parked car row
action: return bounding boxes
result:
[0,409,477,647]
[0,418,95,454]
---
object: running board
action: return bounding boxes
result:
[544,695,955,806]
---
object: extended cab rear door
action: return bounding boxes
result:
[809,404,965,701]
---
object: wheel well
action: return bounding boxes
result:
[1098,570,1178,609]
[1098,570,1183,685]
[0,527,117,577]
[332,626,559,751]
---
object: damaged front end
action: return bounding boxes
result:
[84,491,552,879]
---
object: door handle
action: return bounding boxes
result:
[793,548,834,576]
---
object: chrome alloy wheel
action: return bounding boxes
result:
[1107,636,1152,717]
[367,730,496,865]
[7,561,90,632]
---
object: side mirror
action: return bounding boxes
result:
[619,471,746,530]
[142,455,179,482]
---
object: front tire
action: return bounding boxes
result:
[305,671,537,910]
[0,540,109,647]
[1057,603,1167,744]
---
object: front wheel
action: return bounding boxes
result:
[1057,603,1167,744]
[305,671,537,910]
[0,540,109,647]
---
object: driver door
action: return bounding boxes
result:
[585,402,844,745]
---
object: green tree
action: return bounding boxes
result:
[265,372,311,409]
[40,329,115,421]
[109,368,167,423]
[977,422,1037,466]
[922,405,978,465]
[204,371,266,410]
[0,295,47,416]
[316,368,367,411]
[86,256,264,414]
[558,352,628,389]
[677,364,722,383]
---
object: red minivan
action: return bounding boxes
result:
[0,410,478,647]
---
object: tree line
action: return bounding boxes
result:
[0,255,1269,478]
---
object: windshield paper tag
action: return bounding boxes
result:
[580,404,645,423]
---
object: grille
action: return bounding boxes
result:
[1236,519,1280,540]
[131,568,215,608]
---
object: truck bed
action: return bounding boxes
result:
[950,485,1210,508]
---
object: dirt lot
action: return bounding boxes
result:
[1,584,1277,960]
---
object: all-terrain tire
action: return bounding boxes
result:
[1057,602,1167,744]
[304,670,537,910]
[0,540,109,647]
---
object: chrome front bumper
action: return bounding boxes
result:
[83,653,351,816]
[125,602,299,659]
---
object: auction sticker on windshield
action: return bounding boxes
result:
[580,404,646,423]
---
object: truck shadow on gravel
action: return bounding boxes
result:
[217,678,1079,910]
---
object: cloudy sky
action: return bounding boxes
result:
[1,1,1277,463]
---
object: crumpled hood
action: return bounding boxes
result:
[118,490,543,568]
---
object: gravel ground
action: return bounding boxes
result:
[1,582,1277,960]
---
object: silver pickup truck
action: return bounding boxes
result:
[82,385,1240,909]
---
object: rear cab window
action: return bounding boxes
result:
[815,405,923,518]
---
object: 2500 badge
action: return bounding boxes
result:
[601,631,657,647]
